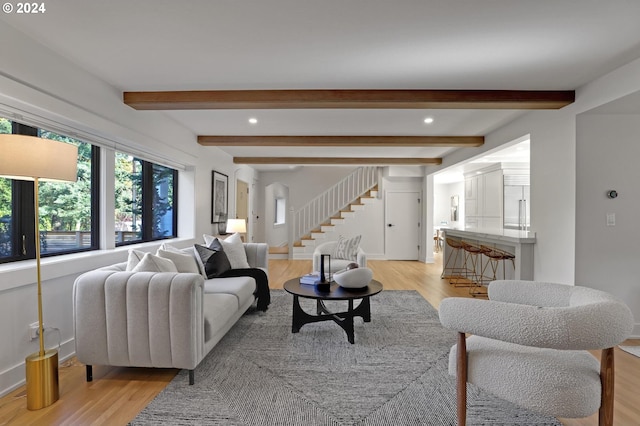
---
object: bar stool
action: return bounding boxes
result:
[433,229,444,253]
[441,237,468,282]
[457,241,490,291]
[470,245,516,297]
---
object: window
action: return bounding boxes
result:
[275,198,286,225]
[115,152,177,245]
[0,118,100,263]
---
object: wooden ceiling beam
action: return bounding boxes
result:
[124,89,575,110]
[233,157,442,165]
[198,135,484,147]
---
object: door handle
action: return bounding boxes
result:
[387,223,394,227]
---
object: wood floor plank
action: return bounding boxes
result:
[1,256,638,425]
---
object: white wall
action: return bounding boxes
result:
[575,112,640,335]
[434,182,464,229]
[264,182,289,247]
[0,24,254,395]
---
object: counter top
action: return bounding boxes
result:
[442,228,536,244]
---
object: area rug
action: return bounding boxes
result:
[131,290,561,425]
[619,345,640,358]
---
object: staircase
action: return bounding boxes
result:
[291,184,379,259]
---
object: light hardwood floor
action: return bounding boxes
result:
[1,257,638,425]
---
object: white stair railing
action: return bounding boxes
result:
[290,167,378,245]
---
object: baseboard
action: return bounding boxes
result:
[631,323,640,339]
[0,337,75,398]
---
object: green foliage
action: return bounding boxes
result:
[0,118,10,134]
[37,131,92,232]
[114,152,142,233]
[0,118,177,253]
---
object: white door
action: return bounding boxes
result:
[385,191,420,260]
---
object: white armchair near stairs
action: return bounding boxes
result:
[312,240,367,273]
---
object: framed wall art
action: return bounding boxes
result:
[211,171,228,224]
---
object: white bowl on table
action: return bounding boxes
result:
[333,267,373,289]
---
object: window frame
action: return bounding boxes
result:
[115,155,178,247]
[0,120,101,264]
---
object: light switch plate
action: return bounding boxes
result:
[606,213,616,226]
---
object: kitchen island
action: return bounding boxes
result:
[442,228,536,280]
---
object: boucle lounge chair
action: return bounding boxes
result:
[439,280,634,426]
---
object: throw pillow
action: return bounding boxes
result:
[194,244,232,278]
[207,237,224,252]
[203,233,217,246]
[156,248,200,274]
[131,253,178,273]
[220,232,250,269]
[161,242,208,277]
[333,235,362,261]
[125,249,146,271]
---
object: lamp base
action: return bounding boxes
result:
[25,349,59,410]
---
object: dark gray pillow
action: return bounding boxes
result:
[208,237,224,252]
[194,244,231,279]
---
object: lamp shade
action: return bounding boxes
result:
[0,134,78,182]
[226,218,247,234]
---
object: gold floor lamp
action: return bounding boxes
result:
[0,134,77,410]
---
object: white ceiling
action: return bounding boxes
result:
[2,0,640,170]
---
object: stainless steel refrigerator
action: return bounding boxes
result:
[503,174,530,230]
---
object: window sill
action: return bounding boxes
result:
[0,237,195,292]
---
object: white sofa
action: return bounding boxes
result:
[72,242,268,384]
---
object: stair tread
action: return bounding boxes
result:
[269,246,289,254]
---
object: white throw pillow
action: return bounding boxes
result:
[126,249,146,271]
[131,253,178,272]
[203,233,216,246]
[186,246,207,278]
[220,233,250,269]
[156,248,200,274]
[333,235,362,261]
[160,242,207,277]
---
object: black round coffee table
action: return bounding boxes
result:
[283,278,383,344]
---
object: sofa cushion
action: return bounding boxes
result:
[203,293,239,343]
[195,244,232,278]
[156,248,200,274]
[131,253,178,272]
[204,276,256,308]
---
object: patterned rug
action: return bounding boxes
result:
[131,290,561,425]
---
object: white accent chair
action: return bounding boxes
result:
[439,280,634,426]
[312,240,367,274]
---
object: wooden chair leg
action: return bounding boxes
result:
[457,332,467,426]
[599,347,614,426]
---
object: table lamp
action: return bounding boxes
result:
[0,134,78,410]
[226,218,247,241]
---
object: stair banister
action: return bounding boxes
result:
[290,167,378,253]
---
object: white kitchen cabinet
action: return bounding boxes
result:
[464,166,503,230]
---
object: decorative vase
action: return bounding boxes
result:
[317,254,331,292]
[334,267,373,289]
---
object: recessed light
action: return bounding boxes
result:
[423,117,434,124]
[248,117,258,124]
